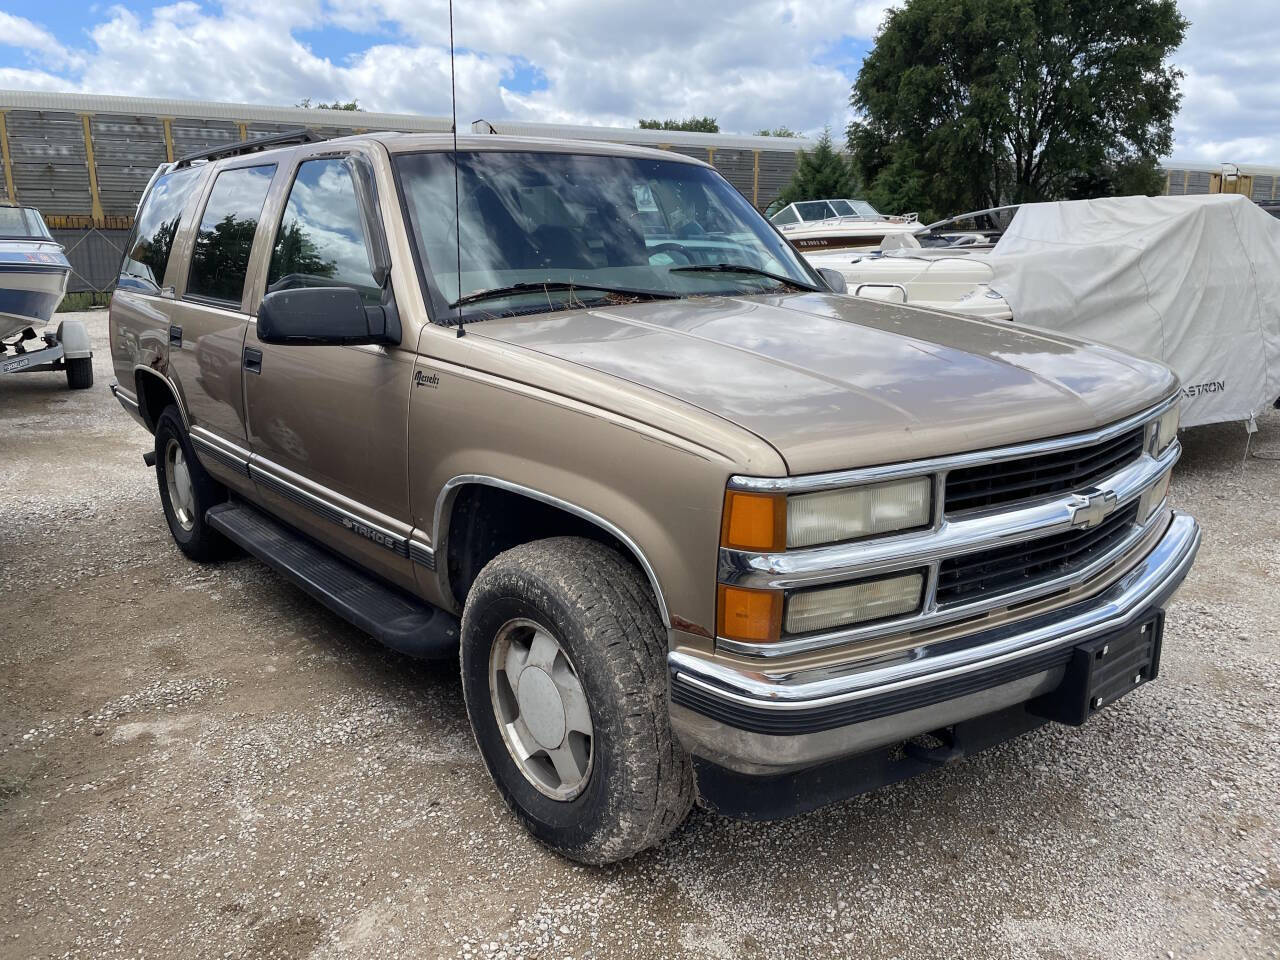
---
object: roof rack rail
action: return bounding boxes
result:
[174,128,322,168]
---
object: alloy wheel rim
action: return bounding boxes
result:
[488,617,594,801]
[165,439,196,532]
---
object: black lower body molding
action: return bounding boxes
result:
[692,704,1047,821]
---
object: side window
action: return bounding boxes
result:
[267,157,381,305]
[118,167,202,294]
[186,164,276,305]
[771,207,799,226]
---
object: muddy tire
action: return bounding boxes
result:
[460,537,694,865]
[154,406,232,562]
[65,356,92,390]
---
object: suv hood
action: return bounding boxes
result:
[476,293,1177,475]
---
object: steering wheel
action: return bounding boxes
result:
[647,242,695,265]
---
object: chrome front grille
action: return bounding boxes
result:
[720,395,1180,658]
[936,502,1140,606]
[945,426,1145,513]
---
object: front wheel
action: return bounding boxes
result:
[460,537,693,864]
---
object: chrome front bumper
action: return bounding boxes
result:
[669,511,1200,776]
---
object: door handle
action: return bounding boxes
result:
[243,346,262,374]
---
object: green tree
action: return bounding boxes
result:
[755,126,798,137]
[776,128,854,206]
[268,221,337,286]
[848,0,1187,221]
[296,97,361,111]
[638,116,720,133]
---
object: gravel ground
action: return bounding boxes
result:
[2,310,1278,960]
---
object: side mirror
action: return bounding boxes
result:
[816,267,848,294]
[257,287,400,346]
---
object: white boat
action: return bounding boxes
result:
[0,203,92,389]
[768,198,924,251]
[0,204,71,341]
[806,243,1013,320]
[802,205,1022,319]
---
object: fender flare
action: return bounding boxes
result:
[133,365,190,432]
[432,474,672,628]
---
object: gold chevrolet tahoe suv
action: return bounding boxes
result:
[108,130,1200,863]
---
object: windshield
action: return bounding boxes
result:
[795,199,880,222]
[396,151,820,320]
[0,206,54,240]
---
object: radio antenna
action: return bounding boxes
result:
[449,0,465,336]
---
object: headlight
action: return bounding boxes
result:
[1152,404,1180,455]
[783,571,925,635]
[786,476,932,548]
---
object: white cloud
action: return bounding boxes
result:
[0,12,83,69]
[0,0,1276,163]
[1169,0,1280,163]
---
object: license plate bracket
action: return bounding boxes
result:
[1029,614,1164,727]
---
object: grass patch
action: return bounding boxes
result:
[58,291,111,312]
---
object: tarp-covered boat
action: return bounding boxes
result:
[988,194,1280,428]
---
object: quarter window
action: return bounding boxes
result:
[267,157,381,305]
[119,168,202,293]
[186,164,276,305]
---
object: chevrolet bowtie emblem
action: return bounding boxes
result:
[1068,489,1118,529]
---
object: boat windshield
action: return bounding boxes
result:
[397,150,821,321]
[794,199,882,222]
[0,206,53,240]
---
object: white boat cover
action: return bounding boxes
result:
[988,194,1280,428]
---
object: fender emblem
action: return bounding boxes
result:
[1067,489,1118,530]
[341,517,399,551]
[413,370,440,389]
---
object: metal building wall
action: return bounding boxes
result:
[1161,164,1279,203]
[0,91,453,294]
[0,90,813,295]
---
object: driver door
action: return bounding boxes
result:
[243,148,418,591]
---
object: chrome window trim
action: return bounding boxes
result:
[727,393,1179,494]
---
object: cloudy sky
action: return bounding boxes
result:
[0,0,1275,163]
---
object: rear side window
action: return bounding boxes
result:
[267,157,380,304]
[186,164,276,305]
[119,168,202,293]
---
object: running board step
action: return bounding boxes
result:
[206,501,459,660]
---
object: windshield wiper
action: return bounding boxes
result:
[668,263,820,292]
[450,281,679,309]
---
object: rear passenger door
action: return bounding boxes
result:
[242,149,417,591]
[168,161,276,460]
[111,166,205,403]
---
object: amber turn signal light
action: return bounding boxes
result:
[717,584,783,643]
[721,490,786,552]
